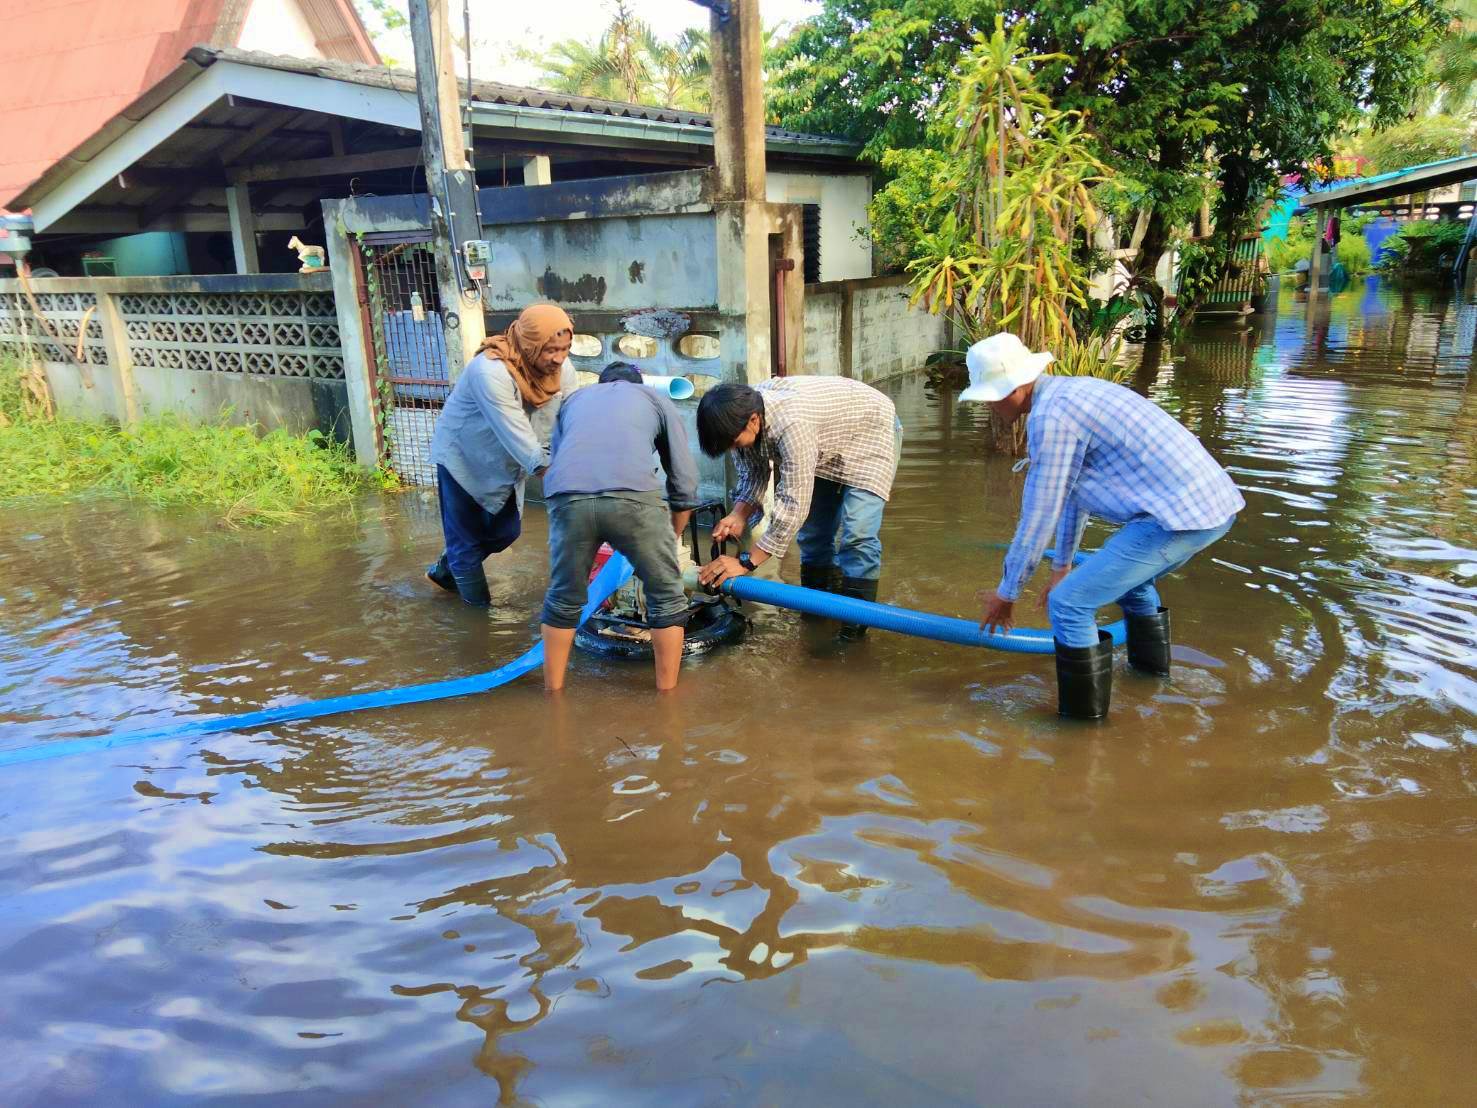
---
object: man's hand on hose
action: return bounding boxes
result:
[699,554,748,588]
[700,546,769,588]
[979,590,1015,636]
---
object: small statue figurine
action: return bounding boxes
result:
[287,235,328,273]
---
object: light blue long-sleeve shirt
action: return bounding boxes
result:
[429,354,577,514]
[998,375,1245,600]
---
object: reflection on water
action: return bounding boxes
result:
[1,277,1473,1104]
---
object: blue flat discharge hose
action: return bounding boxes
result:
[0,555,637,770]
[717,576,1127,655]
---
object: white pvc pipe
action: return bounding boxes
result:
[641,374,695,401]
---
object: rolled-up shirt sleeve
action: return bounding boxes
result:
[998,417,1087,600]
[755,421,819,559]
[733,447,770,526]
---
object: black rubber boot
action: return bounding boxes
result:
[452,569,491,607]
[799,562,839,621]
[836,576,879,642]
[1125,607,1172,676]
[799,562,838,592]
[1055,631,1114,719]
[426,553,457,594]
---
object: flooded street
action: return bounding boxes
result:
[2,277,1474,1105]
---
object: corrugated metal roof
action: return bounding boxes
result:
[9,43,861,216]
[189,47,858,149]
[0,1,378,213]
[1300,153,1477,208]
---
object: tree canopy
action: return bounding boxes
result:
[1349,114,1474,173]
[516,3,713,110]
[772,0,1446,294]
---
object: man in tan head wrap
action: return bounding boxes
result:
[426,303,577,605]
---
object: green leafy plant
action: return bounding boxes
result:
[0,353,392,527]
[893,19,1105,347]
[1264,219,1313,274]
[1337,233,1373,277]
[775,0,1445,324]
[1376,220,1471,274]
[1346,114,1473,174]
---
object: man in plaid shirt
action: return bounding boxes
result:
[964,333,1244,719]
[695,376,900,640]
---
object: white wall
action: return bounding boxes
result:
[767,171,873,281]
[239,0,322,58]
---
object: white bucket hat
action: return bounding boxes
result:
[960,333,1054,403]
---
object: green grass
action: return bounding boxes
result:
[1337,233,1373,277]
[0,353,393,526]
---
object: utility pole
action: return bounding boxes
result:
[705,0,765,204]
[408,0,485,376]
[699,0,802,383]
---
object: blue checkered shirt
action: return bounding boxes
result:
[997,375,1245,600]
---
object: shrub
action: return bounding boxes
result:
[1376,219,1470,274]
[1338,233,1373,276]
[0,352,392,526]
[1265,217,1313,273]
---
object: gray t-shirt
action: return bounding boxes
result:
[542,381,700,510]
[429,354,577,513]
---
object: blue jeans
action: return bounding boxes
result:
[1046,516,1235,648]
[795,479,886,580]
[437,464,521,581]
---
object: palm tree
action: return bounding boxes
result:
[518,6,787,113]
[1428,0,1477,114]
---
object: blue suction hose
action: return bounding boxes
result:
[707,541,1125,655]
[0,554,637,769]
[715,576,1125,654]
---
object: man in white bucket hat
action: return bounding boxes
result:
[961,332,1244,719]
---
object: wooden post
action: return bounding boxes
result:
[408,0,485,378]
[1308,216,1325,296]
[95,291,139,424]
[225,183,260,274]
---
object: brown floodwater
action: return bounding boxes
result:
[2,277,1474,1105]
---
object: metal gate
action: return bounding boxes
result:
[1199,233,1266,316]
[360,232,448,485]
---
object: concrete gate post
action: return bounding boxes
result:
[322,201,383,467]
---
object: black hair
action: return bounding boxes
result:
[696,382,763,457]
[599,361,643,385]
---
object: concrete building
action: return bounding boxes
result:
[0,0,379,274]
[0,18,946,482]
[5,48,875,284]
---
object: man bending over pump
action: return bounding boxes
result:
[696,376,900,641]
[540,363,701,692]
[964,333,1244,720]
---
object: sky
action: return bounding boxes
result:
[367,0,821,87]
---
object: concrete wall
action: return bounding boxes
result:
[483,212,720,313]
[799,275,949,383]
[766,171,873,281]
[0,272,349,440]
